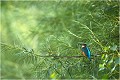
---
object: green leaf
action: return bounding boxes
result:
[50,72,56,79]
[101,54,105,59]
[111,65,116,73]
[115,58,120,65]
[110,45,117,51]
[99,64,105,71]
[103,46,110,52]
[90,75,97,80]
[102,74,109,79]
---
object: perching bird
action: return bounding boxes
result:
[81,44,91,60]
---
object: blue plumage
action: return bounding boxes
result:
[81,44,91,60]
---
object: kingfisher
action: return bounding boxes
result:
[81,44,91,60]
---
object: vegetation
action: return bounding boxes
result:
[1,0,119,79]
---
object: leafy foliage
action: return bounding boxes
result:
[1,0,119,79]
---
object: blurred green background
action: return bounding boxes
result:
[1,0,119,79]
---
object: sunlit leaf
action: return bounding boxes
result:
[101,54,105,59]
[50,72,56,79]
[103,46,110,52]
[99,64,105,71]
[111,65,116,73]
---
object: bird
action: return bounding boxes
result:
[81,43,91,60]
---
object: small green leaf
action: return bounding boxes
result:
[90,75,97,80]
[99,64,105,71]
[109,58,113,63]
[99,64,104,68]
[111,65,116,73]
[103,46,110,52]
[110,45,117,51]
[105,54,108,59]
[101,54,105,59]
[102,74,109,79]
[115,58,120,65]
[50,72,56,79]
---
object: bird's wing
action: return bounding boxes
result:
[86,47,91,59]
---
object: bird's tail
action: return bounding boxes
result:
[88,57,91,61]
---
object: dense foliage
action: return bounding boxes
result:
[1,0,119,79]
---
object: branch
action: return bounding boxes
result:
[38,55,84,58]
[37,54,101,58]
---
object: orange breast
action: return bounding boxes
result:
[82,52,87,57]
